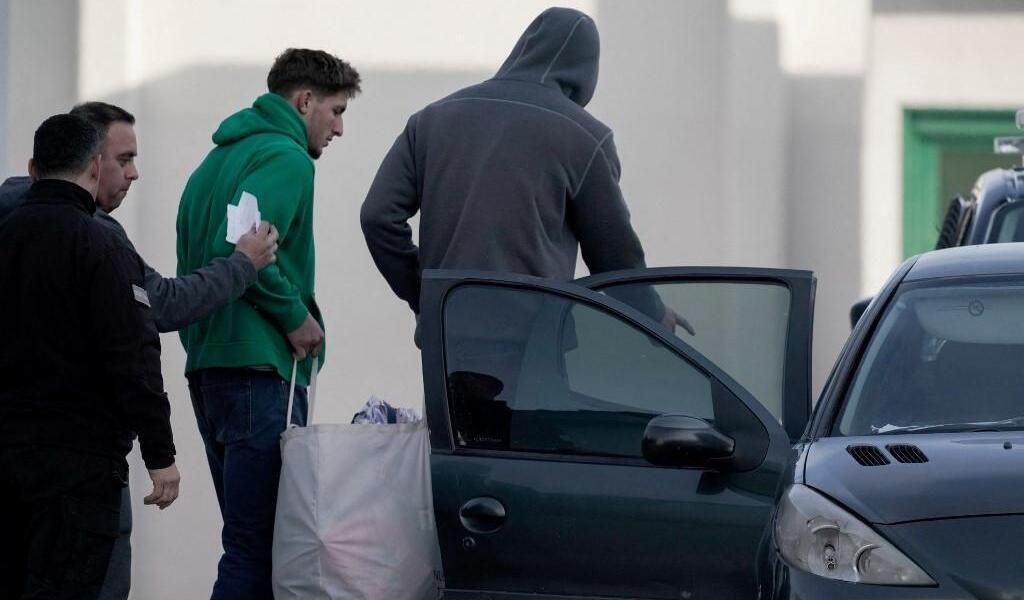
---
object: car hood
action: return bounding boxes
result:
[804,434,1024,524]
[881,515,1024,597]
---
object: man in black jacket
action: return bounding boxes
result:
[0,114,179,599]
[0,101,278,600]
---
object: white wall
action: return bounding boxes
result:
[0,0,8,173]
[1,0,79,175]
[728,0,871,396]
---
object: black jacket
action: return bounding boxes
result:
[0,176,257,333]
[360,7,647,314]
[0,179,175,469]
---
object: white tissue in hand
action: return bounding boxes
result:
[225,191,261,244]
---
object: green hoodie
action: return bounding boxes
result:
[176,92,323,385]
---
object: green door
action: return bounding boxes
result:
[903,109,1019,257]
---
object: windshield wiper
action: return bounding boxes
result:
[875,416,1024,435]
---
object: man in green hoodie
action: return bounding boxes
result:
[176,48,360,599]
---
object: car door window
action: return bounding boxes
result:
[600,281,791,423]
[443,284,716,458]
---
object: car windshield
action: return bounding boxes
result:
[837,276,1024,436]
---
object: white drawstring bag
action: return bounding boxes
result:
[272,359,442,599]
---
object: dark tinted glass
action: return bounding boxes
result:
[600,281,790,423]
[443,285,714,457]
[991,201,1024,243]
[839,278,1024,435]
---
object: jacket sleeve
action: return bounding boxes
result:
[144,252,257,333]
[235,149,315,334]
[569,133,647,273]
[89,245,175,470]
[360,118,423,313]
[569,134,665,320]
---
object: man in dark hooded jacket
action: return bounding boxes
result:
[360,7,651,316]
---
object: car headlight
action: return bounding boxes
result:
[775,484,934,586]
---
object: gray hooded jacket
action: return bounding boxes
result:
[361,7,647,314]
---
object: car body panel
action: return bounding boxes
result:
[965,167,1024,246]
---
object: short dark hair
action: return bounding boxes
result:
[267,48,361,99]
[70,101,135,141]
[32,114,101,179]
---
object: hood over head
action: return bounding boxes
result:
[212,92,307,151]
[494,7,600,107]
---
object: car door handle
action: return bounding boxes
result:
[458,497,506,534]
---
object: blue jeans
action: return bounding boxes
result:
[187,368,307,600]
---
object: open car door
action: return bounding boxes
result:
[419,267,814,599]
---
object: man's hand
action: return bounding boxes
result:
[661,306,696,336]
[287,313,325,360]
[235,221,279,271]
[144,463,181,510]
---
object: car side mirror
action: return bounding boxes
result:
[850,296,872,329]
[642,415,735,469]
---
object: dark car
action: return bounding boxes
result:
[935,164,1024,250]
[762,243,1024,598]
[419,266,815,598]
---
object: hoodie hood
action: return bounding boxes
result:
[494,7,600,107]
[212,92,308,151]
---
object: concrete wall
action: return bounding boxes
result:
[0,0,8,173]
[2,0,79,175]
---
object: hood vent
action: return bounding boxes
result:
[847,445,890,466]
[886,444,929,464]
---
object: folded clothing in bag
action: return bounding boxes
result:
[351,395,421,425]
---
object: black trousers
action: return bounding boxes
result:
[0,446,124,600]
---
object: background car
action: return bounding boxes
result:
[761,242,1024,599]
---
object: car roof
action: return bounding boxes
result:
[905,242,1024,282]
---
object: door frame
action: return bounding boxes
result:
[902,108,1018,257]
